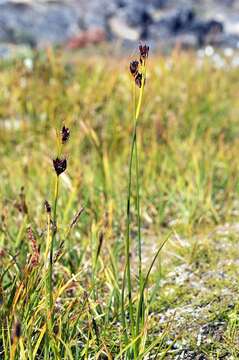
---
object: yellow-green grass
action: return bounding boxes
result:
[0,50,239,358]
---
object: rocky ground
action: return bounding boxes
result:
[151,224,239,358]
[0,0,239,57]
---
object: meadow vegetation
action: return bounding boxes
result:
[0,48,239,359]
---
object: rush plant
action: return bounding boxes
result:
[2,47,236,359]
[121,44,169,358]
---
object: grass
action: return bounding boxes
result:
[0,48,239,358]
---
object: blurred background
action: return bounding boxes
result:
[0,0,239,58]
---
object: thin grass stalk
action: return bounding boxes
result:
[125,121,137,339]
[44,174,59,359]
[120,264,129,344]
[46,127,64,328]
[134,83,142,293]
[134,61,146,325]
[2,324,7,360]
[123,57,146,357]
[45,129,63,358]
[48,174,59,316]
[44,206,51,359]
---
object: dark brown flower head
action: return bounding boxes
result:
[130,60,139,77]
[44,200,51,214]
[61,125,70,144]
[53,157,67,176]
[139,43,149,63]
[135,72,142,88]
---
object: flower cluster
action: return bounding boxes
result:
[53,157,67,176]
[139,43,149,64]
[44,200,51,214]
[61,125,70,143]
[53,124,70,176]
[129,43,149,88]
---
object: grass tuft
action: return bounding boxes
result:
[0,48,239,358]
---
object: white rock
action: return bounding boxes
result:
[108,16,140,41]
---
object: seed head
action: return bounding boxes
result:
[139,43,149,63]
[53,157,67,176]
[44,200,51,214]
[129,60,139,76]
[135,73,142,88]
[61,125,70,144]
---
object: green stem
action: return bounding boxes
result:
[125,121,137,334]
[45,174,60,358]
[46,174,59,340]
[121,265,129,344]
[134,84,142,293]
[133,64,146,357]
[123,61,146,357]
[49,175,59,310]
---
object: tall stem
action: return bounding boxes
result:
[134,84,142,293]
[125,121,137,336]
[46,174,59,334]
[124,60,146,356]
